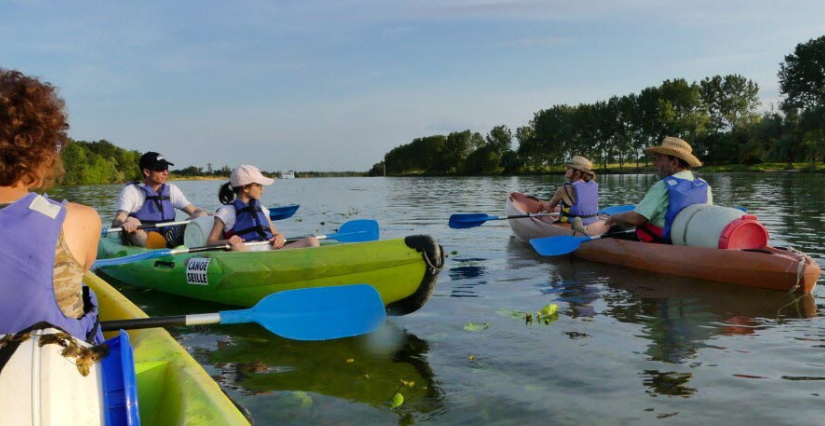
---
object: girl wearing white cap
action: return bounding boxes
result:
[206,165,319,251]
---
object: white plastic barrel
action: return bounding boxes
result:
[184,215,215,248]
[670,204,768,249]
[0,328,105,426]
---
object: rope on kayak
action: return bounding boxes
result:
[0,327,109,377]
[775,250,808,320]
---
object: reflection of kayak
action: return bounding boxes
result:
[85,271,251,425]
[506,192,820,293]
[207,325,443,412]
[96,235,444,315]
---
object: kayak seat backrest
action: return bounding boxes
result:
[183,216,216,248]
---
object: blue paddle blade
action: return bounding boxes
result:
[529,235,590,256]
[220,284,387,340]
[269,204,300,220]
[448,213,498,229]
[92,248,172,268]
[598,205,635,215]
[328,219,379,242]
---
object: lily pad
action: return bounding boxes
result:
[539,303,559,317]
[463,322,490,332]
[391,392,405,409]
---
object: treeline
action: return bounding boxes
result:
[59,139,142,185]
[371,36,825,176]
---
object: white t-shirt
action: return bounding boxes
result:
[116,183,192,215]
[215,204,271,233]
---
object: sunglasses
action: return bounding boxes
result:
[151,166,168,172]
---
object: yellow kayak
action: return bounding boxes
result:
[85,271,251,426]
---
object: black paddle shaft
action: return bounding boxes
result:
[101,315,187,331]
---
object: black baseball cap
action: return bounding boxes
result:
[139,152,175,170]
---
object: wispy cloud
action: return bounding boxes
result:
[497,36,566,47]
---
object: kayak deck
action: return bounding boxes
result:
[506,192,821,293]
[85,272,251,426]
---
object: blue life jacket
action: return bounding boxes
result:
[638,176,709,243]
[0,193,103,344]
[226,198,273,242]
[129,183,175,231]
[560,180,600,225]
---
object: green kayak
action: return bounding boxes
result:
[96,235,444,315]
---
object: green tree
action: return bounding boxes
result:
[779,35,825,163]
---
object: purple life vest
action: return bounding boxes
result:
[661,176,709,240]
[0,193,102,344]
[560,181,600,225]
[129,183,175,231]
[225,198,273,242]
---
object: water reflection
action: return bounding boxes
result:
[506,236,818,399]
[201,323,444,423]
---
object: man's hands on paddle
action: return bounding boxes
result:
[121,217,141,233]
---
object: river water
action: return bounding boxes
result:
[52,174,825,425]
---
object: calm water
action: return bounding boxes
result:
[52,174,825,425]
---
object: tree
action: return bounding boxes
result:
[779,36,825,163]
[485,125,513,155]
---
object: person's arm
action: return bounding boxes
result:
[605,181,666,229]
[63,203,103,271]
[544,186,571,211]
[604,211,648,229]
[266,216,286,249]
[181,204,208,218]
[112,185,142,231]
[206,216,247,251]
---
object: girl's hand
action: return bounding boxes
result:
[228,235,246,251]
[270,233,286,249]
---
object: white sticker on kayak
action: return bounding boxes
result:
[186,258,211,285]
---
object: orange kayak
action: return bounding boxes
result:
[506,192,820,294]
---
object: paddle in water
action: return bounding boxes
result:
[92,218,381,268]
[269,204,300,221]
[101,284,386,340]
[449,205,635,229]
[530,229,637,256]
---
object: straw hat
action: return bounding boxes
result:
[645,137,702,167]
[566,155,595,177]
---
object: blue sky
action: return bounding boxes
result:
[4,0,824,171]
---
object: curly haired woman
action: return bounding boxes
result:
[0,68,103,344]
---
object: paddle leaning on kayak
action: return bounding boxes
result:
[206,164,319,251]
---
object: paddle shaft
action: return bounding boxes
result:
[104,220,191,235]
[102,313,220,331]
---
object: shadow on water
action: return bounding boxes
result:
[446,257,488,298]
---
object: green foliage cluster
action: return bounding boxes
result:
[373,36,825,176]
[59,140,142,185]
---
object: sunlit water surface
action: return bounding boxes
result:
[52,174,825,425]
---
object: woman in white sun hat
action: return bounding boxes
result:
[206,165,319,251]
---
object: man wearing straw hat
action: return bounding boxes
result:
[603,137,713,243]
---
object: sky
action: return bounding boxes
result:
[4,0,824,172]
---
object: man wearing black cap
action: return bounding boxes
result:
[110,152,208,247]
